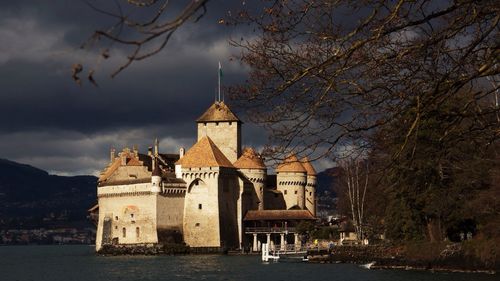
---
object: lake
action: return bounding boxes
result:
[0,245,496,281]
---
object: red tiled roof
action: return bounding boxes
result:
[276,154,306,173]
[196,101,240,122]
[176,136,234,168]
[244,210,316,221]
[233,147,266,169]
[301,157,317,176]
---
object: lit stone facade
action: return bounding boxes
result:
[197,122,241,163]
[277,171,307,209]
[96,183,159,248]
[94,101,317,252]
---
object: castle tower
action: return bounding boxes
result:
[234,147,267,210]
[151,158,162,193]
[176,136,239,249]
[276,154,307,210]
[196,101,241,163]
[301,157,317,216]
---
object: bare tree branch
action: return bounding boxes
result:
[77,0,211,84]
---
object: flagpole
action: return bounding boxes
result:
[218,61,221,102]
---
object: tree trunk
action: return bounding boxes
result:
[426,217,443,242]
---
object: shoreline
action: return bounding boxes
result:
[306,245,498,274]
[306,258,496,274]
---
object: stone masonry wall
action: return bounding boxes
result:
[182,168,222,247]
[197,122,241,163]
[96,184,158,251]
[276,172,307,209]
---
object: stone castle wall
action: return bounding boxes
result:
[96,183,158,251]
[276,172,307,209]
[218,171,240,249]
[305,175,317,215]
[156,191,185,242]
[197,122,241,163]
[237,169,266,210]
[182,168,222,247]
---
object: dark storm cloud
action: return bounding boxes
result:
[0,0,275,175]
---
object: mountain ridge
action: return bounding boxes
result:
[0,158,97,229]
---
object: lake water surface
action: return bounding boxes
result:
[0,245,496,281]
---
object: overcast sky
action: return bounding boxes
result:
[0,0,334,176]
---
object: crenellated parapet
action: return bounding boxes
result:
[276,154,307,210]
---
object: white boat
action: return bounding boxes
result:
[360,261,376,269]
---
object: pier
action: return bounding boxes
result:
[261,243,308,262]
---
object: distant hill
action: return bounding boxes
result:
[316,167,340,197]
[0,158,97,229]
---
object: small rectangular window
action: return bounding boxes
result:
[130,214,134,218]
[284,190,287,195]
[122,227,126,238]
[198,204,202,210]
[115,216,119,220]
[216,122,219,126]
[195,223,200,227]
[295,190,298,194]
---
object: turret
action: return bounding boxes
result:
[175,147,185,179]
[110,147,115,162]
[151,158,162,193]
[154,138,159,156]
[301,157,317,216]
[276,154,307,209]
[234,147,267,210]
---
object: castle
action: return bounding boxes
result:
[94,101,317,251]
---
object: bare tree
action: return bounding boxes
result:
[229,0,499,162]
[339,157,369,242]
[74,0,210,85]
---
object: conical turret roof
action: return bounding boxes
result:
[301,157,317,176]
[176,136,234,168]
[233,147,266,169]
[196,101,240,123]
[276,154,306,173]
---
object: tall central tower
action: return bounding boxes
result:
[196,101,241,163]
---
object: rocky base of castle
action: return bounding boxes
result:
[97,243,189,255]
[307,244,498,274]
[97,243,227,255]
